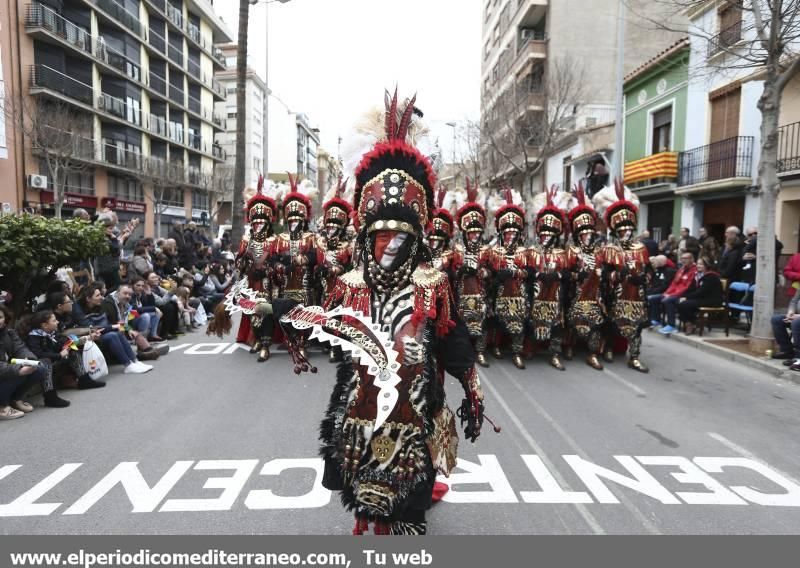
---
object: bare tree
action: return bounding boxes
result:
[481,55,585,196]
[3,95,93,218]
[458,120,482,184]
[198,165,234,235]
[632,0,800,352]
[139,157,183,239]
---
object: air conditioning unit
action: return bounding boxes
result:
[28,174,48,189]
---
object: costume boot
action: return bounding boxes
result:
[586,354,603,370]
[249,341,262,354]
[476,352,489,367]
[549,354,565,371]
[603,350,614,363]
[257,343,271,362]
[627,358,649,373]
[512,354,525,369]
[492,346,503,359]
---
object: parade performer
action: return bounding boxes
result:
[219,176,278,362]
[316,176,355,302]
[527,186,569,371]
[565,183,606,370]
[487,188,529,369]
[595,180,650,373]
[452,178,491,367]
[275,90,487,535]
[427,185,455,275]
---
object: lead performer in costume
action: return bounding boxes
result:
[452,178,491,367]
[565,183,606,370]
[427,185,455,276]
[277,90,486,535]
[487,189,528,369]
[596,180,650,373]
[527,186,569,371]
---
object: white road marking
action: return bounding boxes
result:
[602,367,647,396]
[478,370,606,535]
[707,432,800,487]
[495,364,662,535]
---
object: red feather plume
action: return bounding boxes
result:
[574,181,587,206]
[436,184,447,209]
[466,177,478,203]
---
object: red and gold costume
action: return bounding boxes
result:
[565,183,606,370]
[452,178,491,367]
[315,177,355,302]
[597,180,650,373]
[486,189,528,369]
[527,186,569,370]
[426,185,455,275]
[276,90,486,535]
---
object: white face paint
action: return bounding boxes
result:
[619,229,633,242]
[581,232,594,246]
[540,234,553,247]
[379,233,408,268]
[468,232,481,243]
[289,220,301,233]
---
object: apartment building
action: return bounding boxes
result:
[0,0,232,238]
[212,43,266,225]
[267,97,319,183]
[479,0,682,202]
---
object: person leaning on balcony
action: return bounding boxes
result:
[770,286,800,370]
[719,226,745,282]
[676,256,724,336]
[656,252,697,335]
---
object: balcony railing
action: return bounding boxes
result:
[213,47,226,66]
[168,84,184,105]
[147,114,168,137]
[166,3,183,28]
[39,125,96,161]
[101,140,143,171]
[94,0,141,37]
[149,71,167,95]
[148,27,166,52]
[187,94,202,114]
[26,3,92,52]
[211,78,225,98]
[186,58,201,80]
[212,113,225,129]
[29,64,94,105]
[212,144,225,160]
[168,43,183,65]
[98,93,141,126]
[708,20,742,57]
[678,136,754,187]
[778,121,800,174]
[168,123,184,144]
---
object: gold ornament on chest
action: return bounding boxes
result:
[370,435,396,464]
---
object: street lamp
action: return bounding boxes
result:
[446,121,457,184]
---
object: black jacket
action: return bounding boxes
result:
[683,272,724,307]
[719,239,745,281]
[25,332,63,363]
[647,266,677,296]
[0,328,37,380]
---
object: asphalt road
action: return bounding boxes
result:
[2,323,800,535]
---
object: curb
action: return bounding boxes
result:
[647,328,800,385]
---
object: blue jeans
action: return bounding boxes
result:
[647,294,663,322]
[135,313,161,338]
[0,370,41,404]
[771,314,800,355]
[100,331,137,365]
[661,296,680,327]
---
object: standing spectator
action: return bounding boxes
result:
[169,221,188,268]
[771,286,800,362]
[678,227,700,261]
[46,292,106,389]
[0,304,48,419]
[697,226,710,247]
[719,226,745,282]
[129,243,154,279]
[179,222,199,269]
[646,255,677,326]
[71,209,95,292]
[639,230,659,258]
[160,239,180,277]
[144,272,180,340]
[740,226,783,284]
[677,257,724,335]
[657,252,697,334]
[73,284,152,373]
[661,234,678,264]
[94,214,123,291]
[700,235,721,269]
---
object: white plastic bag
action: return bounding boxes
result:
[82,340,109,380]
[194,302,208,326]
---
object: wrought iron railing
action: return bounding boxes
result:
[678,136,754,186]
[708,20,742,57]
[779,121,800,174]
[94,0,141,37]
[29,64,94,105]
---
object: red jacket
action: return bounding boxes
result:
[664,264,697,297]
[784,253,800,298]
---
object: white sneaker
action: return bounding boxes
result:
[124,362,152,374]
[135,361,154,371]
[0,405,25,420]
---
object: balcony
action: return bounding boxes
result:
[677,136,754,192]
[26,4,92,53]
[169,84,185,105]
[148,28,166,53]
[515,88,545,113]
[187,132,202,151]
[511,33,547,77]
[624,152,678,186]
[98,93,142,126]
[29,65,94,105]
[93,0,141,37]
[166,3,183,29]
[212,143,225,160]
[213,47,226,67]
[186,58,202,80]
[168,123,184,144]
[101,140,143,172]
[149,71,167,95]
[38,125,96,161]
[147,114,168,137]
[708,20,743,58]
[168,44,184,66]
[779,121,800,175]
[211,78,225,99]
[187,94,202,114]
[212,113,225,129]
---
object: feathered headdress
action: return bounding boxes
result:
[593,178,639,233]
[567,181,598,239]
[283,172,313,222]
[322,176,353,226]
[244,174,277,223]
[456,177,486,233]
[532,185,567,237]
[352,88,437,236]
[429,184,454,239]
[494,186,526,232]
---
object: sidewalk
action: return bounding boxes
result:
[646,322,799,384]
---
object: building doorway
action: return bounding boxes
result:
[646,200,675,244]
[702,196,745,244]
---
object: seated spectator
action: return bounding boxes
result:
[130,276,163,342]
[144,271,180,340]
[130,243,154,279]
[73,284,152,374]
[783,251,800,301]
[646,255,677,326]
[46,292,106,389]
[700,236,721,269]
[195,262,231,311]
[676,257,724,335]
[101,283,161,360]
[0,304,48,420]
[771,285,800,366]
[174,286,198,330]
[24,311,80,407]
[657,252,697,334]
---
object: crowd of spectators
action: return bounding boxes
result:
[0,208,237,420]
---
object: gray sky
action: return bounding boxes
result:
[213,0,481,161]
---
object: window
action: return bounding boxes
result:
[126,97,141,126]
[226,87,236,95]
[719,3,742,43]
[192,189,208,211]
[651,105,672,154]
[162,187,185,207]
[108,176,143,202]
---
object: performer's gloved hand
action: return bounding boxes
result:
[497,268,514,282]
[457,391,484,443]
